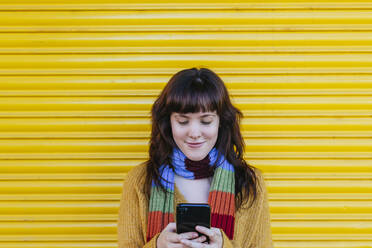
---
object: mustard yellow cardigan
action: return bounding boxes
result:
[117,163,273,248]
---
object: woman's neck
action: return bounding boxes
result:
[174,174,212,203]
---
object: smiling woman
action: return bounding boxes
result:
[117,67,273,248]
[170,112,219,161]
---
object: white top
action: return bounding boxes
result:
[174,174,212,203]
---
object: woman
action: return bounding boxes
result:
[118,68,273,248]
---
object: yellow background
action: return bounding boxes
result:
[0,0,371,247]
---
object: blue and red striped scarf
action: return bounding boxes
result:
[146,148,235,241]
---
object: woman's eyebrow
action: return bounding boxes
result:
[200,114,216,117]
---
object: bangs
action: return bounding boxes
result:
[165,79,220,114]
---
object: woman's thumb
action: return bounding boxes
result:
[164,222,176,232]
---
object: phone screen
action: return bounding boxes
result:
[176,203,211,238]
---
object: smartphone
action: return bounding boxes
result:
[176,203,210,241]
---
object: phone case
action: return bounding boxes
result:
[176,203,211,240]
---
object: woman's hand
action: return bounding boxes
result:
[179,226,223,248]
[157,223,208,248]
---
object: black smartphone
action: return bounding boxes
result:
[176,203,211,242]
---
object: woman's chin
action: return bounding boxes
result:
[183,151,208,161]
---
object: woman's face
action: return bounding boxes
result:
[170,111,219,161]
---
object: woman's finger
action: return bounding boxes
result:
[179,232,199,241]
[169,244,189,248]
[191,235,207,243]
[165,232,182,243]
[164,222,177,232]
[166,232,199,243]
[195,226,215,239]
[180,238,208,248]
[195,226,222,246]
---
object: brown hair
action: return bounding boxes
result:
[145,67,258,210]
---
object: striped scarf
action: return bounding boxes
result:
[146,147,235,241]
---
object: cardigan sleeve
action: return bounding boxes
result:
[117,171,159,248]
[247,171,273,248]
[219,169,273,248]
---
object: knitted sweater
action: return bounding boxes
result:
[117,163,273,248]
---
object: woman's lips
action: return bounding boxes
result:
[186,142,204,148]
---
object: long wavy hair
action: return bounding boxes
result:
[145,67,258,210]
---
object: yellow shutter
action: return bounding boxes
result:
[0,1,371,248]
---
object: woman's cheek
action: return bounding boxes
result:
[203,127,219,141]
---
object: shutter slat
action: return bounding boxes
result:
[0,1,371,247]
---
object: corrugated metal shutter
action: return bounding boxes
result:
[0,1,371,248]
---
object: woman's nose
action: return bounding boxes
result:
[188,132,201,139]
[188,123,201,139]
